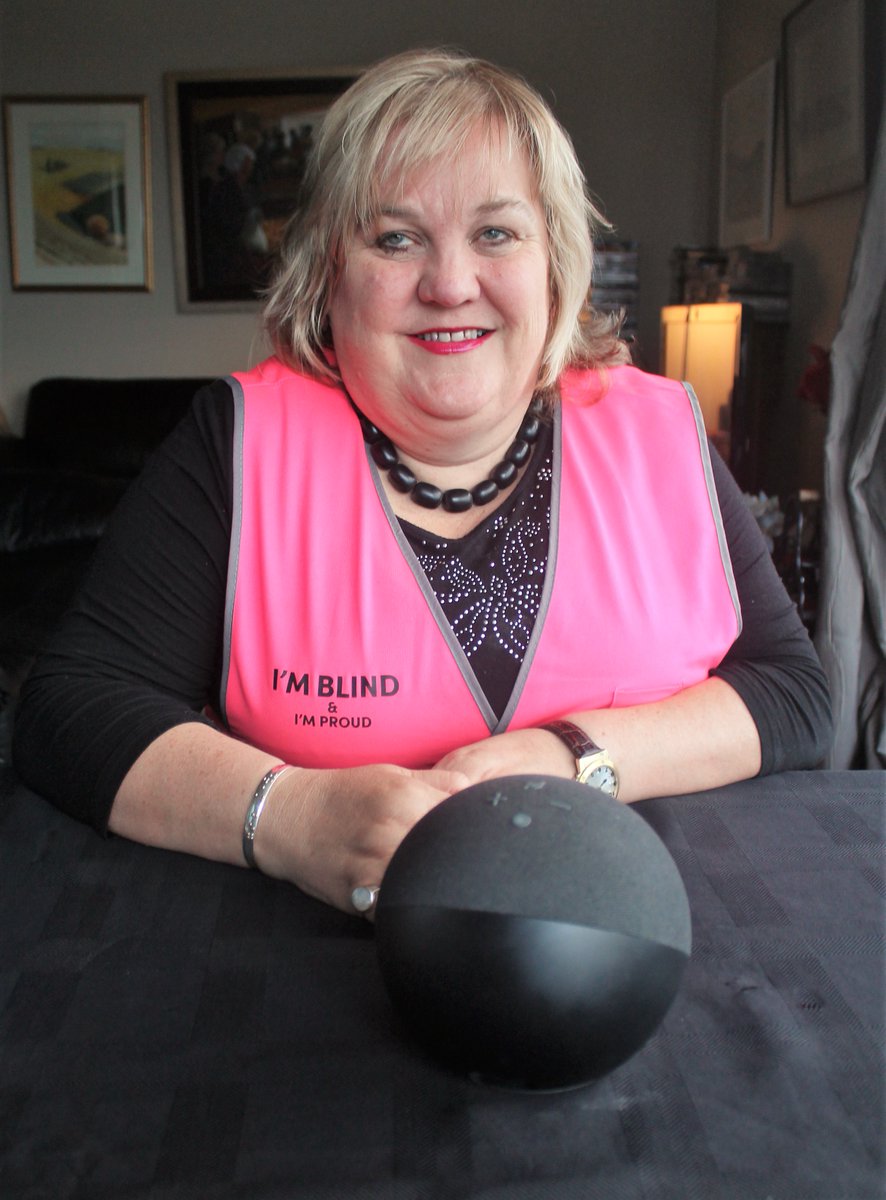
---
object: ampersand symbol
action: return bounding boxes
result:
[328,703,337,714]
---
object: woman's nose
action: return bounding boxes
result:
[417,245,482,307]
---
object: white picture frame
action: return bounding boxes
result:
[719,60,777,248]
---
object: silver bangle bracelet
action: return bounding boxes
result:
[242,763,292,869]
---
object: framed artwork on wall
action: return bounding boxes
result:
[2,95,152,291]
[719,59,777,248]
[165,68,358,311]
[783,0,874,204]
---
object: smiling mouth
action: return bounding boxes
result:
[414,328,490,343]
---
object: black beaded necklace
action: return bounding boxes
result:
[354,401,543,513]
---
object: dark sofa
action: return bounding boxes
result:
[0,375,213,760]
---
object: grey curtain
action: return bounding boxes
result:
[814,111,886,768]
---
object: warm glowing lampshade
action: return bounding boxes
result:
[660,303,743,435]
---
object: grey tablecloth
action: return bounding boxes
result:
[1,769,883,1199]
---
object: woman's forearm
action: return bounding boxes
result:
[565,676,762,802]
[108,723,283,866]
[435,676,763,803]
[109,723,470,911]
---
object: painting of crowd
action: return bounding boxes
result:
[193,109,323,299]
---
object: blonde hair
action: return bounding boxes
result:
[263,48,629,393]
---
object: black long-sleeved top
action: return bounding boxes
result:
[13,380,832,830]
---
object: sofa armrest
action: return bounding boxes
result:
[0,435,47,471]
[0,468,127,551]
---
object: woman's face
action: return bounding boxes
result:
[327,125,550,463]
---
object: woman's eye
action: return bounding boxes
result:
[376,231,412,253]
[478,227,513,246]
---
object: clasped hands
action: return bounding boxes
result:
[254,727,573,914]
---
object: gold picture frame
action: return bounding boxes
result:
[2,95,152,290]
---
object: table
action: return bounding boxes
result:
[1,769,883,1199]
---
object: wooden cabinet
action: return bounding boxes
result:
[729,307,789,493]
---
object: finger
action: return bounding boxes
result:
[416,767,472,794]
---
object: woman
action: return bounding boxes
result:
[13,50,830,916]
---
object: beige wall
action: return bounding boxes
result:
[0,0,867,496]
[0,0,716,429]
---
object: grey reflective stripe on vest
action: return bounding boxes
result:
[366,415,564,734]
[683,381,743,634]
[219,373,246,727]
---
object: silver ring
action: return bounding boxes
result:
[350,885,380,915]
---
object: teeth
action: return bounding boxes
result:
[418,329,485,342]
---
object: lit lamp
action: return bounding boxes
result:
[660,303,742,457]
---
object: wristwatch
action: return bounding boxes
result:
[541,719,619,798]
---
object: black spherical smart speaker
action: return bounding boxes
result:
[374,775,691,1091]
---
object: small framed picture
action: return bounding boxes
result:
[165,68,358,311]
[783,0,873,204]
[719,59,777,248]
[2,95,152,290]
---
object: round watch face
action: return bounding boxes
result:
[583,765,618,796]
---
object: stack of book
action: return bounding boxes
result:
[724,247,792,321]
[670,246,791,322]
[590,239,640,340]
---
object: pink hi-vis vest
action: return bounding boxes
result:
[220,358,740,767]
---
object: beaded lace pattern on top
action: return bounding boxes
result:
[400,419,554,719]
